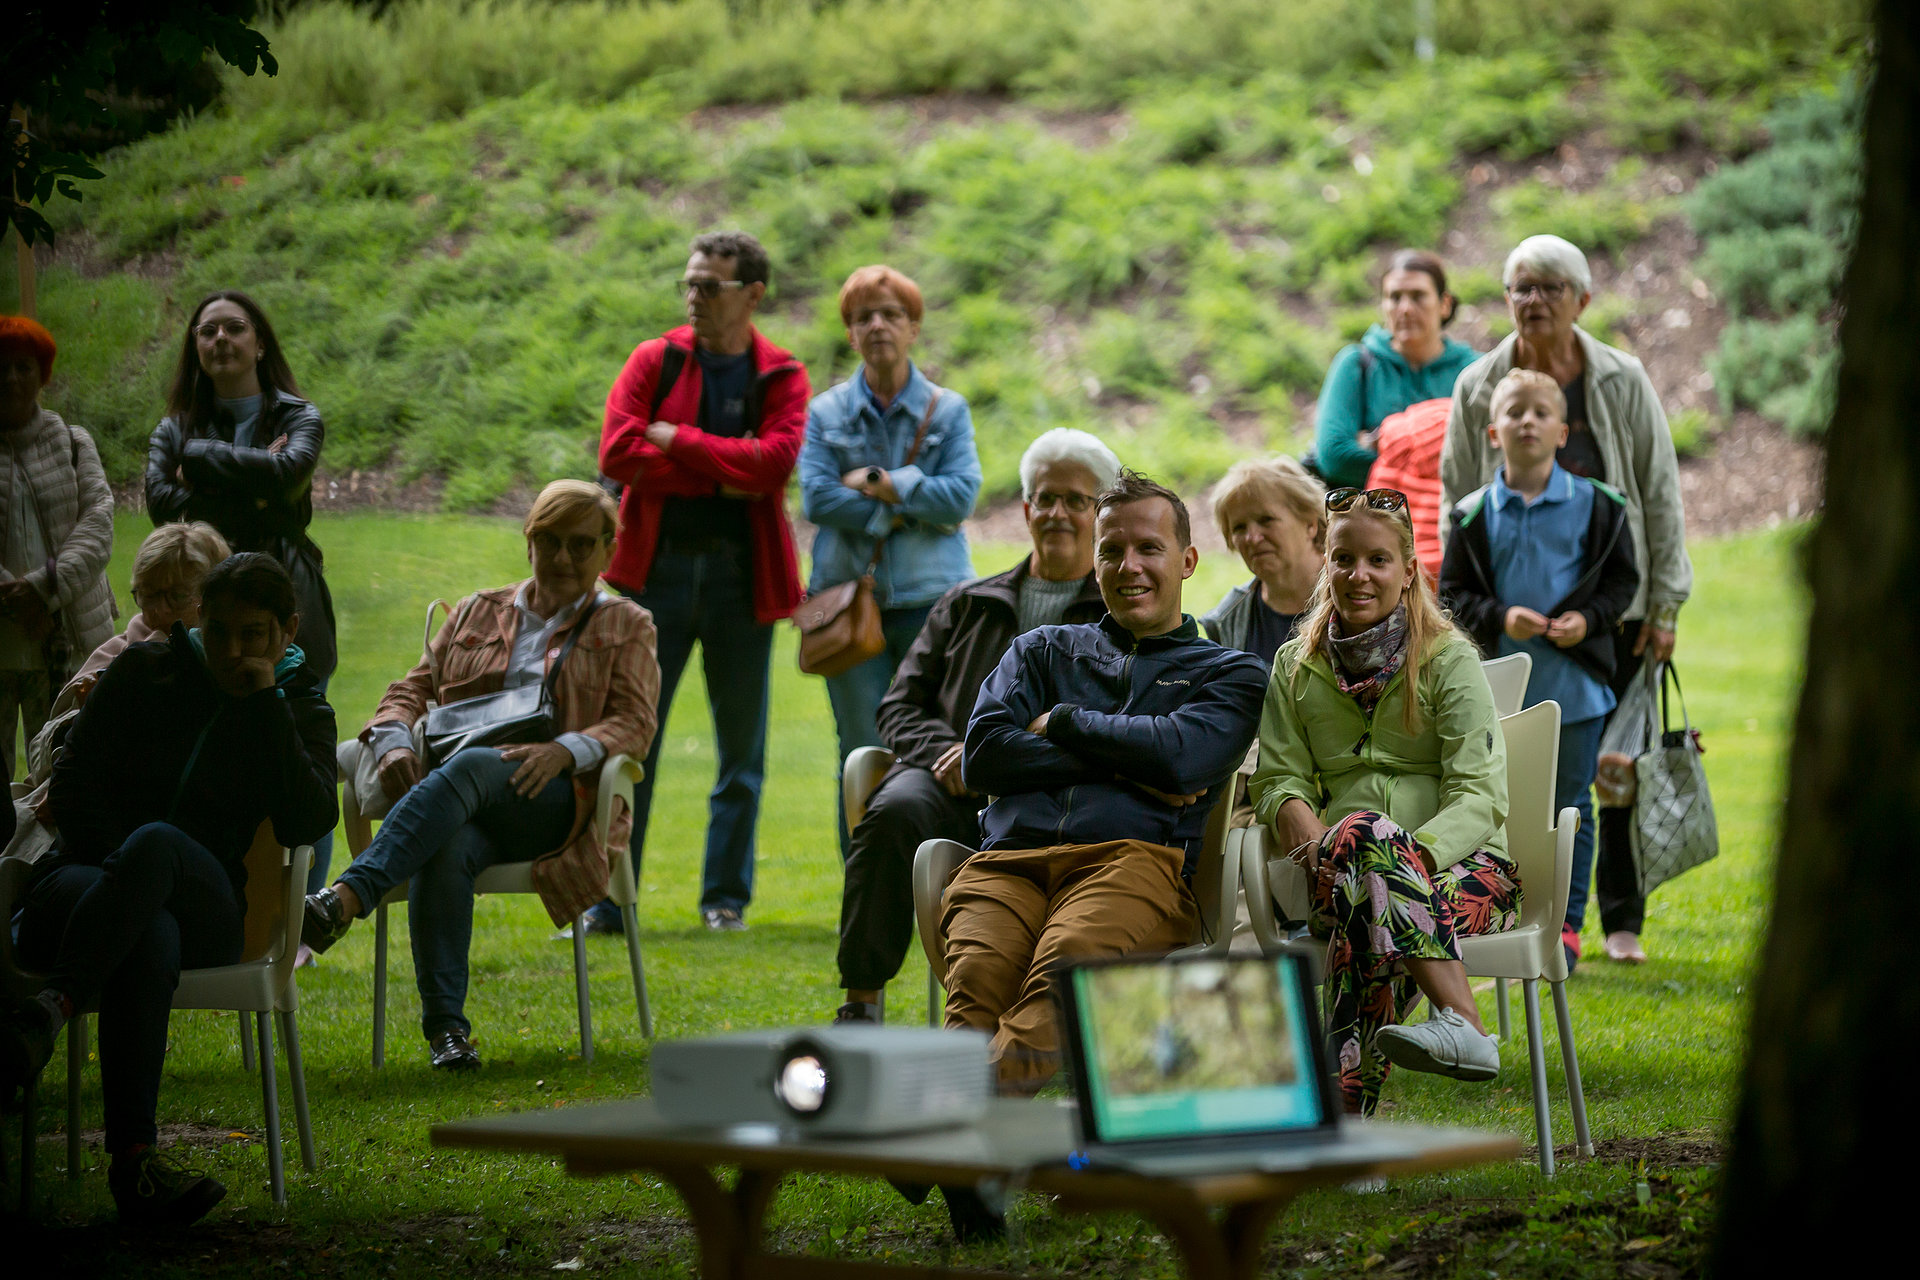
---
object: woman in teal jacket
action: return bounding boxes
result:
[1249,487,1516,1115]
[1310,251,1478,490]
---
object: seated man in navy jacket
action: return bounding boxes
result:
[944,471,1267,1094]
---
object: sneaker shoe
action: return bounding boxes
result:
[0,997,57,1099]
[108,1148,227,1226]
[1604,931,1648,964]
[301,887,354,954]
[1560,922,1583,973]
[1374,1007,1500,1082]
[702,906,747,932]
[833,1001,882,1025]
[428,1028,482,1071]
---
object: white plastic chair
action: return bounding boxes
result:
[839,745,944,1026]
[1,824,317,1207]
[337,742,651,1066]
[1481,651,1533,717]
[911,793,1239,1027]
[1239,701,1593,1174]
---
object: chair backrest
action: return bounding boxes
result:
[1482,652,1532,718]
[842,746,897,832]
[1497,700,1563,936]
[597,753,645,907]
[1187,790,1237,946]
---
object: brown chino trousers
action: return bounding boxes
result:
[940,839,1198,1093]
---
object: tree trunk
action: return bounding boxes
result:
[1716,2,1920,1262]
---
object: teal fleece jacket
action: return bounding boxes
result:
[1312,325,1479,490]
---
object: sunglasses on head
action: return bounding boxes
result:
[1325,487,1409,515]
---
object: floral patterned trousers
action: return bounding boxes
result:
[1309,810,1522,1115]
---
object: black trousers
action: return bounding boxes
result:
[837,765,980,991]
[17,823,244,1153]
[1596,624,1649,935]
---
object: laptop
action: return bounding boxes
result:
[1054,950,1417,1176]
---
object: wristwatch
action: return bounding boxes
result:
[865,467,884,486]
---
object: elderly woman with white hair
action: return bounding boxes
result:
[831,427,1120,1025]
[1439,233,1693,967]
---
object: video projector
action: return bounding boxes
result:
[652,1025,993,1136]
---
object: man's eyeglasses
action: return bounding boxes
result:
[1031,490,1096,514]
[1504,280,1572,303]
[134,586,200,609]
[1325,487,1409,516]
[677,278,749,299]
[194,318,253,340]
[531,533,612,561]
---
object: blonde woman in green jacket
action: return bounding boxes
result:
[1249,487,1518,1116]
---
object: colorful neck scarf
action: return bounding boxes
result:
[1326,603,1409,715]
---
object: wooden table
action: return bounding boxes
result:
[432,1097,1518,1279]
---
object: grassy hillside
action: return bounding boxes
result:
[8,0,1866,507]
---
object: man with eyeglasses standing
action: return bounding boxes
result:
[598,231,810,932]
[831,428,1120,1024]
[1439,233,1693,968]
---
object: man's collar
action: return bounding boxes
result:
[1491,462,1570,510]
[1098,612,1200,649]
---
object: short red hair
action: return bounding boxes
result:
[0,316,56,386]
[838,266,924,328]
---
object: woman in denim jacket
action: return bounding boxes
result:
[799,266,982,858]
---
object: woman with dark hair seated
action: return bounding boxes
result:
[146,290,341,894]
[0,553,337,1225]
[301,481,661,1071]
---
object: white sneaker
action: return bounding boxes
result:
[1374,1007,1500,1081]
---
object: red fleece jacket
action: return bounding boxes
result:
[599,325,810,624]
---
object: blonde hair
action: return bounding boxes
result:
[1211,455,1326,548]
[1490,367,1567,423]
[1288,505,1458,733]
[524,479,620,542]
[131,522,231,597]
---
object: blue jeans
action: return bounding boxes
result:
[618,541,774,914]
[334,747,574,1038]
[18,823,244,1152]
[1559,715,1606,932]
[824,603,934,861]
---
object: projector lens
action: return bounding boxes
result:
[775,1053,829,1114]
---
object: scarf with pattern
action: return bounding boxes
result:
[1326,603,1409,715]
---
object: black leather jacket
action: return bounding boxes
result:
[145,389,337,677]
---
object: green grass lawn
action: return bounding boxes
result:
[14,514,1802,1276]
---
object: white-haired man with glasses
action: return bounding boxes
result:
[832,428,1121,1025]
[1439,233,1693,966]
[597,230,811,933]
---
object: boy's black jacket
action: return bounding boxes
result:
[1439,478,1641,684]
[48,624,338,897]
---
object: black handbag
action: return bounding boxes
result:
[421,594,600,768]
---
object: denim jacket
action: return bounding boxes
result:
[800,363,982,609]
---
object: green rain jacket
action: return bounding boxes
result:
[1249,630,1506,870]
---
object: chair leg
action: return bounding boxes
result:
[620,904,651,1038]
[1550,980,1595,1158]
[874,988,885,1026]
[572,914,594,1063]
[1521,979,1555,1176]
[255,1012,286,1206]
[926,968,940,1029]
[67,1013,85,1179]
[279,1010,317,1172]
[239,1010,255,1072]
[372,902,389,1069]
[1495,978,1511,1042]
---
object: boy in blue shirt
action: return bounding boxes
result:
[1439,369,1639,969]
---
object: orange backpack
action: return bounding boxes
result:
[1365,397,1453,588]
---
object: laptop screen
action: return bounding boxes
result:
[1064,953,1330,1144]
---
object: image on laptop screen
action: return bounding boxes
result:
[1071,955,1326,1142]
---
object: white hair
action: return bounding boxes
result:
[1503,234,1592,295]
[1019,428,1122,500]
